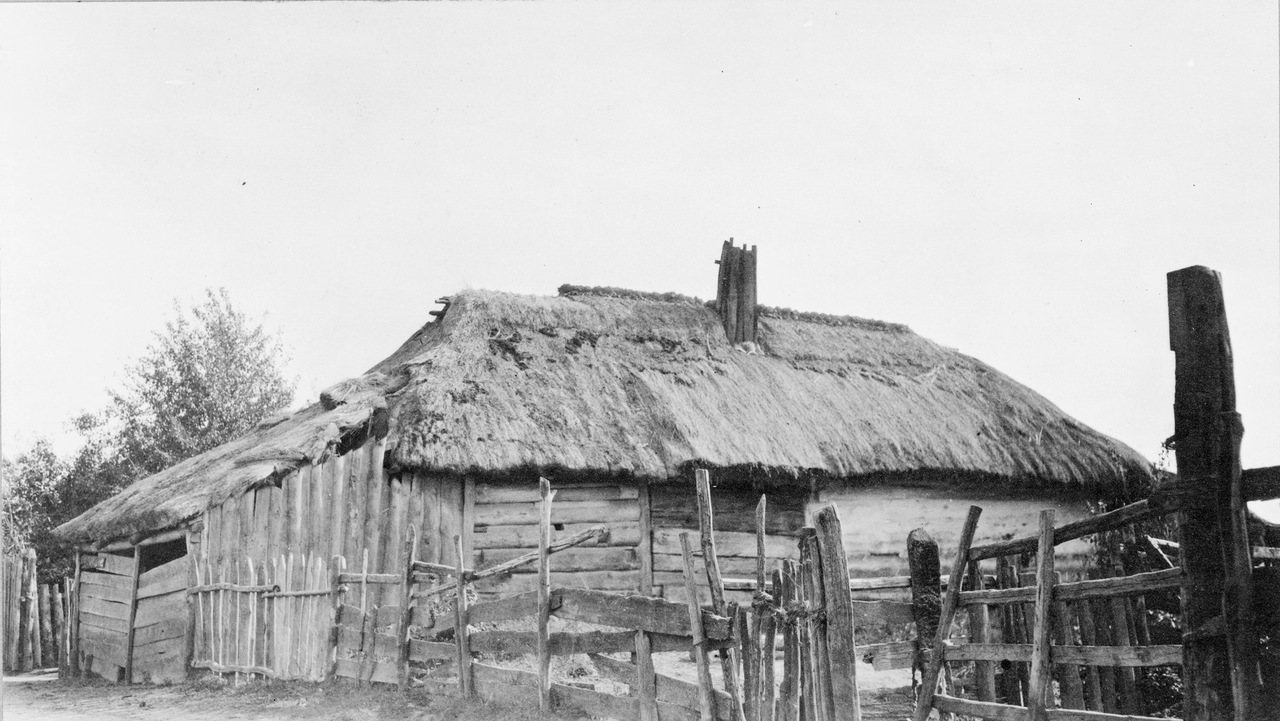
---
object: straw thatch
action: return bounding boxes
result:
[56,287,1151,544]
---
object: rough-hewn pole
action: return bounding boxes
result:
[814,506,860,721]
[906,529,941,691]
[1168,266,1258,721]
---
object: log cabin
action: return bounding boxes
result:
[54,242,1152,683]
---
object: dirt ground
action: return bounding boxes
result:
[3,659,914,721]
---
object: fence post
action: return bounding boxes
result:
[907,529,941,693]
[1026,511,1056,721]
[1168,265,1258,721]
[38,583,52,668]
[326,555,345,682]
[814,506,860,721]
[397,526,417,690]
[695,469,747,721]
[801,529,833,721]
[680,532,715,721]
[965,563,997,702]
[123,545,142,684]
[17,548,34,672]
[71,552,82,677]
[453,534,472,699]
[52,581,65,673]
[537,478,554,713]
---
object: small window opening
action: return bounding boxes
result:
[139,538,187,574]
[553,523,565,532]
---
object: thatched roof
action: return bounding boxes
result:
[56,287,1152,544]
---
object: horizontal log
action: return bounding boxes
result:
[933,694,1030,721]
[80,553,134,577]
[337,573,401,585]
[652,528,799,559]
[554,587,732,639]
[553,682,641,721]
[476,484,638,504]
[944,643,1182,667]
[475,569,640,595]
[1244,465,1280,501]
[263,588,332,599]
[188,582,276,594]
[81,595,131,621]
[654,553,781,577]
[969,499,1170,561]
[418,526,606,597]
[474,522,640,549]
[475,500,638,527]
[482,546,639,573]
[471,630,636,656]
[959,568,1181,606]
[80,570,134,590]
[80,611,130,634]
[1044,708,1184,721]
[1253,546,1280,560]
[134,592,187,629]
[468,590,539,624]
[589,653,735,721]
[408,639,456,662]
[851,600,916,626]
[857,640,918,671]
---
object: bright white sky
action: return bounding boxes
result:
[2,3,1277,482]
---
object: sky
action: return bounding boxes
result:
[2,2,1277,486]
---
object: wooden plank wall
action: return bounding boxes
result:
[471,481,640,596]
[652,484,806,604]
[130,556,188,684]
[77,550,136,682]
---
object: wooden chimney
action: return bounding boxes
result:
[714,239,758,344]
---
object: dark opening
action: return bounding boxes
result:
[553,523,565,531]
[139,538,187,574]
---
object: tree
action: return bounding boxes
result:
[107,288,296,480]
[1,289,296,582]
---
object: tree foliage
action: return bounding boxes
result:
[2,289,295,582]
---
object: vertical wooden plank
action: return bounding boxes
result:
[343,442,370,566]
[420,473,442,567]
[1026,511,1056,721]
[537,478,555,712]
[5,558,18,671]
[997,555,1027,705]
[748,494,769,721]
[206,505,224,568]
[680,532,715,721]
[313,460,333,569]
[221,495,241,569]
[814,507,860,721]
[437,475,461,569]
[1110,594,1139,714]
[778,561,800,721]
[638,477,654,596]
[265,486,283,565]
[249,487,269,564]
[908,529,942,691]
[385,475,408,586]
[38,584,52,668]
[760,569,779,721]
[51,582,65,671]
[1053,594,1085,710]
[454,534,473,698]
[325,555,345,681]
[636,629,659,721]
[965,562,997,702]
[183,531,199,681]
[1168,266,1256,721]
[696,469,747,721]
[462,477,476,567]
[397,526,417,690]
[239,490,256,565]
[740,605,761,721]
[363,446,388,578]
[70,552,82,677]
[407,473,427,566]
[296,465,314,558]
[912,505,982,721]
[123,545,142,684]
[738,245,758,343]
[801,530,833,721]
[1075,599,1105,711]
[328,454,348,563]
[17,549,34,671]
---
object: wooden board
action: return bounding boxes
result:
[476,483,640,504]
[80,611,130,635]
[80,570,134,590]
[80,553,135,577]
[652,528,800,558]
[80,636,129,668]
[479,546,640,573]
[654,553,789,577]
[943,643,1183,668]
[553,588,732,639]
[84,653,123,682]
[474,522,640,549]
[470,630,636,656]
[132,635,185,663]
[468,590,539,624]
[138,559,188,599]
[81,581,132,605]
[474,499,639,527]
[650,485,807,536]
[132,616,186,647]
[81,596,131,621]
[475,570,642,596]
[133,591,186,629]
[408,640,456,662]
[857,640,917,671]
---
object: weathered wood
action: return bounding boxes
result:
[123,545,142,683]
[468,590,539,624]
[739,606,760,721]
[1027,511,1056,721]
[475,521,639,550]
[801,530,833,721]
[474,499,639,527]
[1109,593,1139,714]
[71,552,82,676]
[327,454,347,562]
[453,534,472,698]
[967,562,998,702]
[778,561,799,721]
[590,653,737,721]
[82,581,133,605]
[1052,595,1086,709]
[80,571,136,591]
[137,559,189,600]
[913,505,982,721]
[537,478,555,712]
[908,528,941,685]
[39,584,53,668]
[1075,599,1105,711]
[1043,708,1183,721]
[397,527,416,690]
[476,483,641,504]
[133,591,187,630]
[639,476,654,595]
[342,441,369,565]
[1168,265,1256,721]
[470,629,637,655]
[959,568,1181,605]
[553,587,733,639]
[944,643,1183,667]
[856,640,917,671]
[654,528,801,559]
[417,526,607,598]
[760,569,779,721]
[313,462,334,570]
[695,469,746,721]
[79,552,135,577]
[933,694,1030,721]
[969,500,1172,562]
[681,532,716,721]
[480,545,640,572]
[814,506,860,721]
[52,581,66,672]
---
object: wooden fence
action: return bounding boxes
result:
[3,548,72,674]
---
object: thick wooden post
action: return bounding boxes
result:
[397,526,417,690]
[1026,511,1056,721]
[696,469,748,721]
[761,569,780,721]
[537,478,555,713]
[52,582,65,671]
[123,545,142,683]
[907,529,941,691]
[454,534,472,698]
[681,532,716,721]
[912,505,983,721]
[70,552,81,677]
[965,563,997,702]
[814,507,860,721]
[17,549,33,671]
[1168,266,1258,721]
[801,530,834,721]
[38,584,52,668]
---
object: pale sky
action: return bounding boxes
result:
[2,2,1277,483]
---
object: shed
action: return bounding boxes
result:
[54,243,1152,682]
